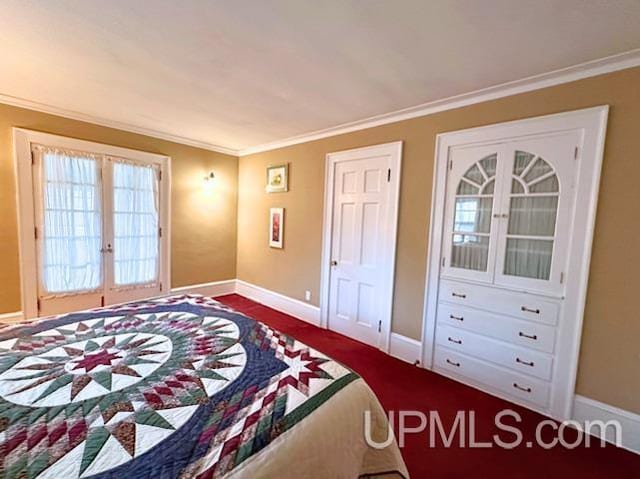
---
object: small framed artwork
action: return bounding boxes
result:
[269,207,284,248]
[266,164,288,193]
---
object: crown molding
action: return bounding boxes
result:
[238,49,640,156]
[0,93,239,156]
[2,49,639,158]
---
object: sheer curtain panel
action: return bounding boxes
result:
[37,146,102,294]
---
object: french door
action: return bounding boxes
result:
[29,142,167,317]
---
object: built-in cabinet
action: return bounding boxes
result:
[425,108,608,420]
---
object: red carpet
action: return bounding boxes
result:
[217,294,639,479]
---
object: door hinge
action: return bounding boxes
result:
[34,227,38,240]
[574,146,579,160]
[30,150,35,165]
[160,282,163,292]
[378,320,382,333]
[101,295,105,307]
[449,159,453,170]
[441,257,445,267]
[158,170,162,181]
[36,298,41,312]
[560,272,564,284]
[387,168,391,182]
[158,227,162,238]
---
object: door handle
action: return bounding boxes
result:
[330,260,338,266]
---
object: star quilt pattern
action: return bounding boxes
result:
[0,295,358,478]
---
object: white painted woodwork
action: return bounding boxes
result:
[422,107,608,420]
[321,142,402,351]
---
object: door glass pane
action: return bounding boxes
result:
[504,239,553,280]
[507,197,558,236]
[505,151,560,281]
[41,151,102,293]
[454,198,492,233]
[452,235,490,271]
[450,154,496,272]
[113,161,159,286]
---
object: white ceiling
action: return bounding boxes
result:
[1,0,640,154]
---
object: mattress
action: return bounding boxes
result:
[0,294,408,478]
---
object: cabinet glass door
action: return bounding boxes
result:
[441,144,505,283]
[494,132,580,294]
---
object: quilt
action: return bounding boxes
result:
[0,295,407,478]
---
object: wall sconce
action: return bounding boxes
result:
[203,171,216,190]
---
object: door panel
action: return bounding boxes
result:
[493,132,580,294]
[328,154,391,347]
[33,147,104,316]
[441,143,505,284]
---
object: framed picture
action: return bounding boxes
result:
[266,164,288,193]
[269,208,284,248]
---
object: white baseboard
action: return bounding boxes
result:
[573,395,640,455]
[0,311,24,324]
[170,279,236,297]
[389,332,422,365]
[235,279,321,327]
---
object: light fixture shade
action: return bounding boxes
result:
[203,171,216,190]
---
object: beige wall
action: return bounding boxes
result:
[0,103,238,313]
[237,67,640,413]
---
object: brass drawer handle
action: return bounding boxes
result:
[446,359,460,367]
[452,292,467,299]
[513,383,531,393]
[447,337,462,345]
[521,306,540,314]
[449,314,464,321]
[516,357,535,367]
[518,332,538,340]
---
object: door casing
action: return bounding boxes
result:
[319,141,402,352]
[13,128,171,319]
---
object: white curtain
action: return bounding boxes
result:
[39,147,102,294]
[112,160,159,286]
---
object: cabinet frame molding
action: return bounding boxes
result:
[421,106,609,420]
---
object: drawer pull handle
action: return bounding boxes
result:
[513,383,532,393]
[447,337,462,345]
[449,314,464,321]
[518,332,538,340]
[516,357,535,367]
[452,292,467,299]
[521,306,540,314]
[446,359,461,367]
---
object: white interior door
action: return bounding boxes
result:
[326,143,401,348]
[30,142,166,317]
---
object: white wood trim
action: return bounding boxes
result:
[2,50,637,158]
[238,49,640,156]
[170,279,236,297]
[421,106,609,420]
[235,280,320,326]
[0,311,24,324]
[573,395,640,455]
[389,333,422,365]
[319,141,402,353]
[0,93,237,156]
[13,128,172,319]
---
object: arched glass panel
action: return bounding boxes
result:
[504,151,559,280]
[450,154,496,271]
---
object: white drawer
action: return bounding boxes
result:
[434,346,550,408]
[437,302,556,353]
[436,324,554,380]
[439,279,560,325]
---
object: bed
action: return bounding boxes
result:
[0,294,408,478]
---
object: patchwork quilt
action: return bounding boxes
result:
[0,295,406,479]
